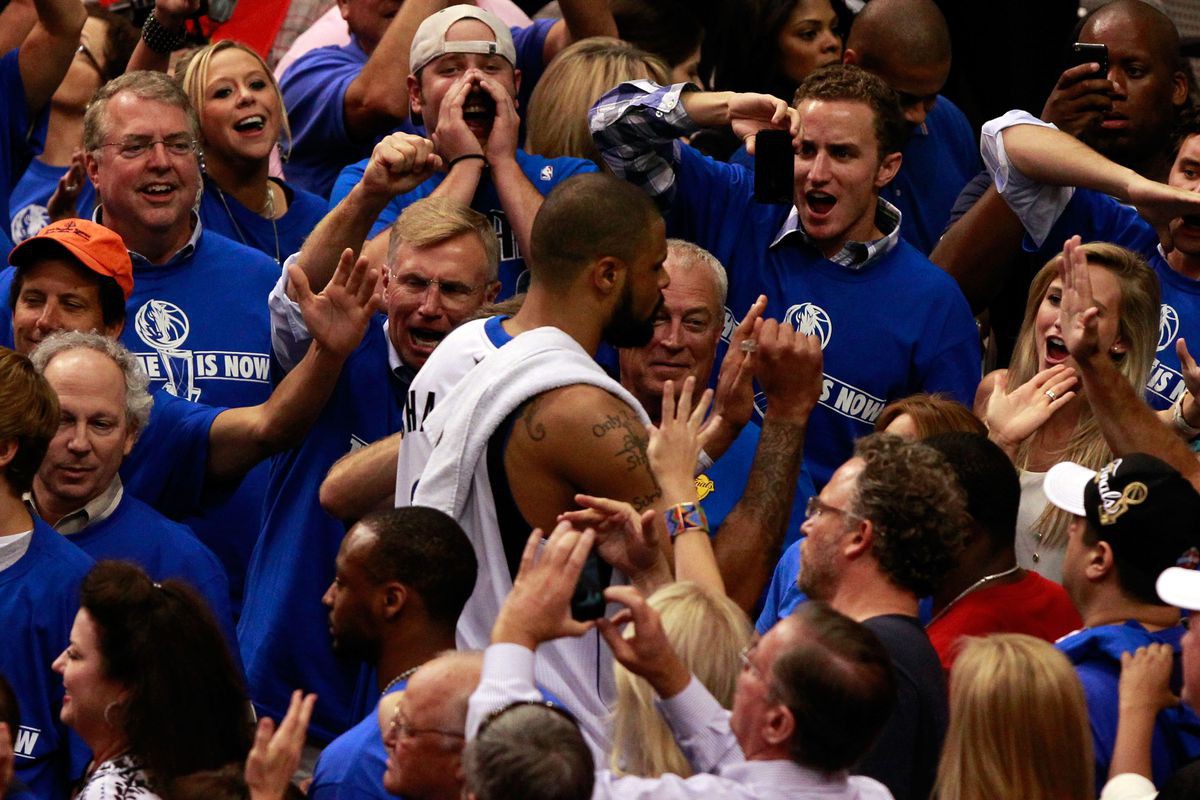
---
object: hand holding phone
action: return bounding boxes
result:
[754,129,795,204]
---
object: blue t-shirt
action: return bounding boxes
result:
[668,145,980,487]
[729,95,977,256]
[2,519,94,800]
[0,48,49,260]
[66,492,236,653]
[1029,187,1199,411]
[755,540,808,635]
[310,679,408,800]
[330,149,597,299]
[1058,620,1200,789]
[696,422,816,555]
[9,159,97,244]
[281,21,554,199]
[198,176,327,263]
[239,321,407,743]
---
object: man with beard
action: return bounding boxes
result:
[325,5,599,297]
[310,507,477,800]
[796,434,965,800]
[392,172,692,754]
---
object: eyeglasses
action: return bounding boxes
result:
[76,43,103,75]
[738,643,766,681]
[387,712,465,742]
[805,496,860,522]
[97,136,198,160]
[392,272,484,309]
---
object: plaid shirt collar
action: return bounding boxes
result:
[769,198,903,269]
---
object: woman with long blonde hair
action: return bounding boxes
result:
[177,40,326,263]
[608,581,752,778]
[977,238,1159,581]
[935,634,1094,800]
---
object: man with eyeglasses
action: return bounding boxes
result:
[239,192,499,753]
[791,434,963,800]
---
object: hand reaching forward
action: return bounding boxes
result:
[1118,644,1179,716]
[560,493,660,579]
[597,585,691,699]
[491,521,597,650]
[756,317,823,421]
[707,295,766,446]
[245,690,316,800]
[290,248,384,359]
[649,376,713,499]
[732,93,800,155]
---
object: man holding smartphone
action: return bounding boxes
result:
[590,64,980,490]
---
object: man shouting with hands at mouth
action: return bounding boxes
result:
[332,5,598,298]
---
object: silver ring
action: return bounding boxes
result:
[64,182,79,192]
[740,339,757,353]
[1045,389,1057,401]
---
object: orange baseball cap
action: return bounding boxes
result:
[9,219,134,300]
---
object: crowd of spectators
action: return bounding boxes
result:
[3,0,1200,798]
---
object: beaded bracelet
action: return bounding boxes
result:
[141,11,187,56]
[1173,391,1200,441]
[664,501,709,541]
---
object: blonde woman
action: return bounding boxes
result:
[178,40,326,262]
[526,37,668,166]
[609,581,752,778]
[977,239,1159,581]
[935,634,1094,800]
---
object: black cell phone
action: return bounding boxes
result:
[569,551,610,622]
[754,129,794,204]
[1068,42,1109,78]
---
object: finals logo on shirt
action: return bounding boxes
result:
[131,299,271,400]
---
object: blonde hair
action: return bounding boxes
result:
[526,37,669,165]
[609,583,751,777]
[386,197,501,283]
[935,634,1093,800]
[176,40,293,160]
[1006,242,1159,548]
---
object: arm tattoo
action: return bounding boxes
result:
[739,419,807,545]
[592,408,662,510]
[521,395,547,442]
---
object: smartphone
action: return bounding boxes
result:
[754,129,794,204]
[1068,42,1109,78]
[569,553,610,622]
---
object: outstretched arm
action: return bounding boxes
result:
[207,251,382,480]
[18,0,85,114]
[714,319,822,612]
[1060,235,1200,490]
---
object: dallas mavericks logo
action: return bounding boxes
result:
[10,204,50,244]
[539,165,554,182]
[1158,304,1180,352]
[134,300,200,400]
[783,302,832,349]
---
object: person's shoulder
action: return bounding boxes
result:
[847,774,896,799]
[24,518,95,577]
[196,229,281,278]
[283,41,365,81]
[111,494,199,541]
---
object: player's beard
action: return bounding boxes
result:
[603,280,661,349]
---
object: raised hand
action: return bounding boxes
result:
[1059,235,1102,363]
[756,317,823,421]
[596,585,690,698]
[430,72,486,163]
[46,149,86,222]
[361,132,441,200]
[985,365,1079,454]
[648,376,713,499]
[480,74,520,164]
[152,0,200,28]
[706,296,766,450]
[1039,63,1115,137]
[561,493,660,578]
[491,521,597,649]
[291,248,384,359]
[732,93,800,155]
[1127,175,1200,254]
[245,690,316,800]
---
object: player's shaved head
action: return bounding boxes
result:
[846,0,951,72]
[529,173,663,290]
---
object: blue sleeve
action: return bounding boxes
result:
[328,158,370,210]
[511,19,554,115]
[1026,188,1160,263]
[755,543,804,635]
[120,392,224,517]
[282,47,362,160]
[669,145,760,270]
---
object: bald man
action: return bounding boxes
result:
[842,0,978,255]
